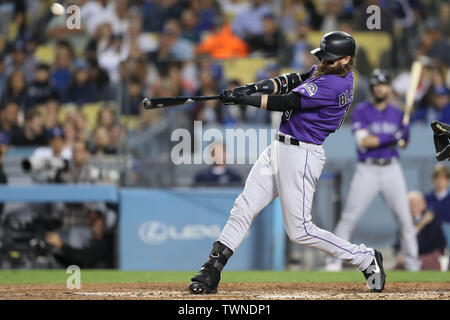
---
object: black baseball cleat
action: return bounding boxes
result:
[189,241,233,295]
[189,264,218,294]
[362,249,386,292]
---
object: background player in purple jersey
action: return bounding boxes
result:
[325,69,421,272]
[189,31,386,295]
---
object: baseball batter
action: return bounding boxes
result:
[189,31,386,294]
[325,69,421,272]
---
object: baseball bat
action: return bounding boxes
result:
[403,60,423,126]
[398,60,423,148]
[142,95,220,109]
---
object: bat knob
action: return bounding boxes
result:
[142,98,152,109]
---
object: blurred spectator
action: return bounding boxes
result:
[190,0,220,34]
[44,99,61,131]
[283,20,313,70]
[66,61,98,106]
[126,8,158,56]
[63,120,78,151]
[51,40,74,100]
[9,108,47,146]
[0,101,21,139]
[45,206,114,268]
[87,58,113,101]
[415,18,450,66]
[58,140,100,184]
[90,126,117,156]
[142,0,185,33]
[319,0,344,32]
[148,19,195,62]
[394,191,447,270]
[2,69,28,110]
[121,76,143,115]
[430,86,450,124]
[0,131,8,215]
[194,141,242,187]
[4,39,36,84]
[425,165,450,224]
[180,8,202,44]
[279,0,322,32]
[96,106,122,147]
[195,19,248,59]
[245,13,287,58]
[32,127,72,160]
[97,24,129,84]
[26,63,59,110]
[81,0,111,36]
[232,0,273,38]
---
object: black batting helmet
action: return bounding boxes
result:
[311,31,356,61]
[369,69,391,86]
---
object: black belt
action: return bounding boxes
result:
[277,135,300,146]
[360,158,392,166]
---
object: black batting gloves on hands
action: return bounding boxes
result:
[220,90,246,105]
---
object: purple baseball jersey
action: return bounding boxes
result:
[279,65,354,145]
[351,101,408,161]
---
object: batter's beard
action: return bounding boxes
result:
[373,95,389,103]
[312,58,353,77]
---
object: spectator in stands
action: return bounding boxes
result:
[142,0,185,33]
[51,40,75,100]
[415,18,450,66]
[180,8,202,44]
[87,58,112,101]
[4,39,36,84]
[245,13,286,58]
[97,24,128,84]
[232,0,273,38]
[90,126,117,156]
[283,19,313,70]
[45,205,114,268]
[63,120,77,151]
[195,17,248,59]
[0,131,8,215]
[10,108,47,146]
[26,63,59,110]
[58,139,100,184]
[96,106,122,148]
[121,76,143,115]
[190,0,219,34]
[65,61,98,106]
[430,86,450,124]
[426,165,450,224]
[149,19,195,62]
[2,70,28,110]
[0,101,21,140]
[194,141,242,187]
[319,0,344,32]
[44,99,61,131]
[394,191,447,270]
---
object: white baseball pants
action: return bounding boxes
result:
[218,134,375,271]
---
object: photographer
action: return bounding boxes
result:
[22,127,72,183]
[45,205,114,268]
[56,139,100,184]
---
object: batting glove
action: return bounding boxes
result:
[220,90,246,105]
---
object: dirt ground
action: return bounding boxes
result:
[0,282,448,300]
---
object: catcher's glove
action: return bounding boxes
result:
[431,120,450,161]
